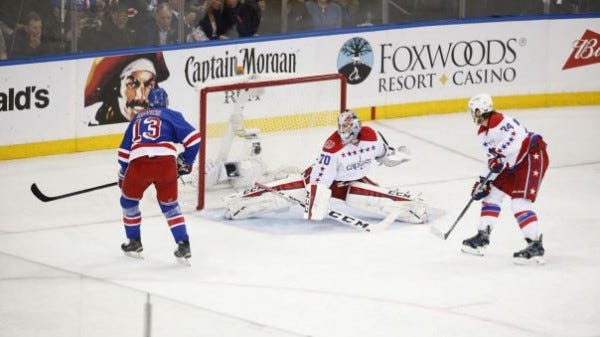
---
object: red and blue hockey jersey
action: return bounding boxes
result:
[118,107,201,171]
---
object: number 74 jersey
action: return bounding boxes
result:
[477,112,536,169]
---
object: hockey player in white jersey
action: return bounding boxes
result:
[224,110,427,225]
[462,93,549,264]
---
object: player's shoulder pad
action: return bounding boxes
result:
[477,112,504,134]
[322,131,344,153]
[358,126,378,141]
[487,112,504,128]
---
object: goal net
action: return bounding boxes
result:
[190,73,347,210]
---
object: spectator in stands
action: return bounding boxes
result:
[126,0,155,33]
[299,0,342,31]
[95,1,143,51]
[0,1,53,32]
[9,12,56,58]
[189,0,206,15]
[287,0,312,32]
[141,2,179,46]
[167,0,184,20]
[256,0,280,35]
[333,0,359,27]
[222,0,262,37]
[197,0,228,40]
[182,2,200,39]
[43,1,71,54]
[77,5,105,52]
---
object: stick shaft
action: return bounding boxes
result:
[31,182,118,202]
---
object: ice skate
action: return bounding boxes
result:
[461,227,490,256]
[513,235,545,265]
[174,240,191,266]
[121,238,143,259]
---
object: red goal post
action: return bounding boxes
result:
[196,73,347,210]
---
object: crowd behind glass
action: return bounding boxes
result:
[0,0,598,61]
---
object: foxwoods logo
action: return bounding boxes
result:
[337,37,374,85]
[377,37,521,92]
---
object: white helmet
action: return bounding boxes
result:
[468,93,494,124]
[337,110,361,145]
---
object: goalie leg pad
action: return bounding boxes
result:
[225,192,293,220]
[224,175,307,220]
[304,184,332,221]
[345,182,428,224]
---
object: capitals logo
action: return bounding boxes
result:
[337,37,374,85]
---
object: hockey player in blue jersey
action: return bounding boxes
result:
[117,87,201,264]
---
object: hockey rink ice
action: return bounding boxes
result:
[1,105,599,337]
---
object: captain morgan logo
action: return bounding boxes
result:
[563,29,600,70]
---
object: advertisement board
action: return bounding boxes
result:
[0,17,598,159]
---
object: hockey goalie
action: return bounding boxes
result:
[224,110,428,225]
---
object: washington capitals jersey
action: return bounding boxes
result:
[477,112,536,173]
[118,107,201,170]
[309,126,387,187]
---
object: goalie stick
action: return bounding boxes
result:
[430,170,495,240]
[31,182,118,202]
[254,182,399,232]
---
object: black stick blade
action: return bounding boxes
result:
[30,182,118,202]
[30,183,54,202]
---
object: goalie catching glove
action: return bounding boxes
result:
[177,153,193,177]
[377,145,411,167]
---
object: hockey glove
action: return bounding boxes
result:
[177,153,193,177]
[118,168,125,189]
[488,157,505,173]
[377,145,411,167]
[471,176,491,201]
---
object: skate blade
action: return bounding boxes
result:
[513,256,545,265]
[123,251,144,259]
[461,246,486,256]
[176,256,191,267]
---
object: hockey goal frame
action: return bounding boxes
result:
[196,73,347,210]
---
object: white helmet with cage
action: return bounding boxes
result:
[468,93,494,125]
[337,110,361,145]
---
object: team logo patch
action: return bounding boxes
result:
[324,139,336,149]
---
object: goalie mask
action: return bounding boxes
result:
[337,110,361,145]
[148,87,169,108]
[468,93,493,125]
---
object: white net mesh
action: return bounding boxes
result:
[178,74,346,210]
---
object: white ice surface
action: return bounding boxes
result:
[1,106,599,337]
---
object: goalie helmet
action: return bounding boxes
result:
[337,110,361,145]
[468,93,493,125]
[148,87,169,108]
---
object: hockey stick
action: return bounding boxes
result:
[430,170,495,240]
[31,182,118,202]
[255,182,399,232]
